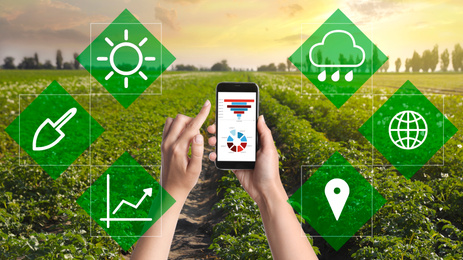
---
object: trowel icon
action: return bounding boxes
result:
[32,108,77,151]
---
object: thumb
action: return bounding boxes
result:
[187,134,204,173]
[257,115,274,151]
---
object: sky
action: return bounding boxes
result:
[0,0,462,71]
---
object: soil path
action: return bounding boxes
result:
[168,148,220,259]
[122,149,221,259]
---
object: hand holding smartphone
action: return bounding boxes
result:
[215,82,259,169]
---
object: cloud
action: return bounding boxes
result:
[155,4,180,31]
[1,0,108,31]
[309,30,365,67]
[276,34,309,44]
[0,1,106,61]
[162,0,201,4]
[226,13,238,19]
[0,0,29,20]
[0,17,87,45]
[346,0,405,21]
[45,0,81,11]
[0,16,8,26]
[280,4,303,17]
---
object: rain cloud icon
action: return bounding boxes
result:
[309,30,365,82]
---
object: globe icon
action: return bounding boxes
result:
[388,110,428,150]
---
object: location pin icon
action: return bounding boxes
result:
[325,178,350,221]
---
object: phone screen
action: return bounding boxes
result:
[217,91,257,163]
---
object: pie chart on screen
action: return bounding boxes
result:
[227,130,247,152]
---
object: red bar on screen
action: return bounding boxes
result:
[224,99,254,102]
[227,105,251,108]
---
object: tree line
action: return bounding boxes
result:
[174,59,294,72]
[8,43,462,72]
[175,59,255,72]
[252,58,296,72]
[369,44,463,73]
[381,45,442,73]
[277,43,462,73]
[2,50,80,70]
[174,44,463,72]
[394,44,463,73]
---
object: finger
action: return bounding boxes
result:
[232,169,251,175]
[207,124,216,134]
[165,114,193,142]
[187,134,204,173]
[208,136,216,146]
[257,115,275,151]
[162,117,174,139]
[231,169,252,186]
[208,152,216,161]
[179,100,211,143]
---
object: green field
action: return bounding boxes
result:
[1,70,462,259]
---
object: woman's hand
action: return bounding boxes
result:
[132,100,211,260]
[207,115,283,206]
[161,100,211,200]
[207,114,318,260]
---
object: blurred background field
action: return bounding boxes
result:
[1,70,462,259]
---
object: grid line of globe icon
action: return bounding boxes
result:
[388,110,428,150]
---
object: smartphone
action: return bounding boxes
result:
[215,82,259,169]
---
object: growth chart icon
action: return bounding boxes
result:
[77,152,176,251]
[100,174,153,228]
[389,110,428,150]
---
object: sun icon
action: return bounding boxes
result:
[97,29,156,88]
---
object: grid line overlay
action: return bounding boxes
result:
[297,21,448,241]
[12,21,167,239]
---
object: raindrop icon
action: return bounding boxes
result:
[318,70,326,82]
[331,70,340,82]
[345,70,353,82]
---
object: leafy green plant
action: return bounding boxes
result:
[1,70,462,259]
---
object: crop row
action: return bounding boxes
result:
[0,71,239,259]
[255,73,463,258]
[210,72,463,259]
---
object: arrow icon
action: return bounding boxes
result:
[100,174,153,228]
[112,187,153,215]
[32,108,77,151]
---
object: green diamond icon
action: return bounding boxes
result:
[5,81,104,179]
[77,9,176,108]
[359,81,458,179]
[288,152,386,251]
[77,152,175,251]
[289,9,388,108]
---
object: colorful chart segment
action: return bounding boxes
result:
[227,130,247,152]
[224,99,254,119]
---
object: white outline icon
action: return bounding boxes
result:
[325,178,350,221]
[112,187,152,215]
[309,30,365,82]
[32,107,77,151]
[97,29,156,88]
[100,174,153,228]
[389,110,428,150]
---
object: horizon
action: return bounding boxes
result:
[1,0,462,71]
